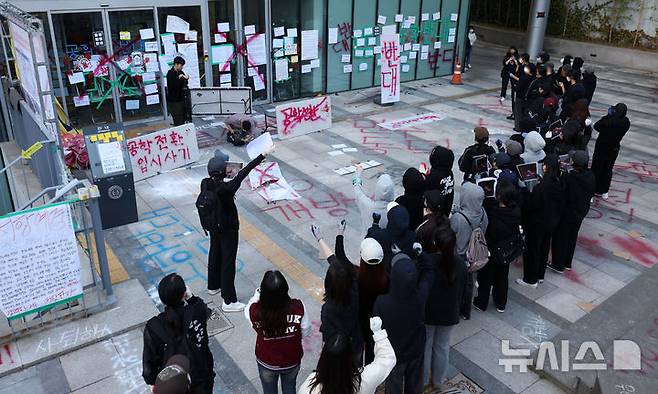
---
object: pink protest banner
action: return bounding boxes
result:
[127,123,200,181]
[275,96,332,139]
[380,33,401,104]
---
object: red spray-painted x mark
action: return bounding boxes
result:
[216,31,266,84]
[253,162,279,187]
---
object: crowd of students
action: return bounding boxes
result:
[141,50,631,394]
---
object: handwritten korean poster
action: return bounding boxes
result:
[275,96,332,139]
[380,33,401,104]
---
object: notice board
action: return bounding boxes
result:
[0,202,83,320]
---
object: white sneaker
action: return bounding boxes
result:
[499,97,506,103]
[207,289,220,296]
[496,308,505,313]
[222,301,245,312]
[601,193,609,200]
[516,278,538,288]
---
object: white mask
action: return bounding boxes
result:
[566,77,571,82]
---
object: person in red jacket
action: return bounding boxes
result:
[245,270,311,394]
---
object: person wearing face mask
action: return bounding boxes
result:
[591,103,631,200]
[500,46,519,107]
[465,26,477,70]
[536,51,550,65]
[559,70,586,121]
[511,63,536,131]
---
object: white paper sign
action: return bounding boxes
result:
[0,204,83,319]
[421,13,429,21]
[143,72,156,82]
[220,73,232,84]
[380,33,400,104]
[249,162,283,189]
[244,25,256,35]
[301,30,319,61]
[126,99,140,110]
[274,26,285,37]
[246,132,274,159]
[273,38,284,48]
[253,75,265,91]
[395,14,403,22]
[127,123,199,181]
[140,28,155,40]
[451,13,458,21]
[433,12,441,20]
[218,22,230,32]
[144,83,158,95]
[212,44,234,70]
[287,28,298,37]
[146,94,160,105]
[184,30,198,42]
[328,27,338,44]
[73,95,90,107]
[214,33,226,43]
[377,15,387,24]
[275,58,289,81]
[68,72,84,84]
[275,96,332,139]
[144,41,159,52]
[359,62,368,71]
[246,34,267,65]
[343,64,352,73]
[342,54,351,63]
[166,15,190,33]
[98,141,126,174]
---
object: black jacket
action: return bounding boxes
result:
[561,83,586,117]
[166,68,187,102]
[582,73,597,103]
[523,174,565,232]
[386,205,417,257]
[396,168,425,230]
[458,143,496,181]
[424,253,467,326]
[483,200,522,246]
[593,112,630,153]
[556,118,586,154]
[560,169,596,223]
[515,74,535,100]
[525,77,551,101]
[201,154,265,232]
[424,146,455,217]
[142,296,214,386]
[373,253,434,362]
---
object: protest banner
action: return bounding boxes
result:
[275,96,332,139]
[380,33,401,104]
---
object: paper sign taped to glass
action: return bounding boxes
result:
[127,123,200,181]
[275,96,332,139]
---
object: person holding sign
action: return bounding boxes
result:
[202,144,275,313]
[166,56,189,126]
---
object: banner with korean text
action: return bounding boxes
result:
[380,33,401,104]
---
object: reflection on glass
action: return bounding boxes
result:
[209,0,236,87]
[157,6,205,88]
[242,0,267,101]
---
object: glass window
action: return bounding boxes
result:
[157,6,205,88]
[374,0,400,87]
[416,1,442,79]
[242,0,267,101]
[326,0,352,93]
[399,0,421,82]
[351,0,376,90]
[52,12,115,128]
[435,1,461,76]
[108,9,164,123]
[208,0,236,87]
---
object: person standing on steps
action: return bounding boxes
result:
[202,145,275,312]
[166,56,189,126]
[591,103,630,200]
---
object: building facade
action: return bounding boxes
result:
[13,0,471,129]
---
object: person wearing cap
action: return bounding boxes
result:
[591,103,630,200]
[244,270,310,394]
[353,165,395,238]
[582,66,597,104]
[424,145,455,217]
[143,274,214,393]
[395,168,426,231]
[504,139,525,170]
[373,248,434,394]
[202,146,274,312]
[416,216,466,391]
[550,150,595,273]
[298,317,396,394]
[517,154,564,288]
[166,56,189,126]
[153,355,191,394]
[458,127,496,182]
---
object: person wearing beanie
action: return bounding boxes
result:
[591,103,630,199]
[395,168,426,230]
[143,274,215,393]
[582,66,597,103]
[517,154,565,288]
[492,152,513,174]
[353,164,395,238]
[458,127,496,182]
[373,251,434,394]
[202,145,274,312]
[521,131,546,164]
[550,150,595,273]
[424,145,455,217]
[505,139,525,170]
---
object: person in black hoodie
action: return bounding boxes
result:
[143,274,215,393]
[473,180,522,313]
[458,127,496,182]
[591,103,631,199]
[582,66,597,104]
[550,151,595,273]
[417,219,467,391]
[500,46,519,105]
[396,168,425,230]
[560,70,586,121]
[373,251,434,394]
[571,57,584,73]
[511,63,536,131]
[203,147,273,312]
[424,145,455,217]
[386,203,417,257]
[517,154,564,287]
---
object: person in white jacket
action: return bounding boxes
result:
[298,317,396,394]
[353,166,395,238]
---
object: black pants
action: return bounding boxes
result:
[551,219,583,271]
[591,145,620,195]
[385,355,424,394]
[523,227,551,284]
[514,99,526,131]
[473,261,509,311]
[168,101,187,126]
[501,74,510,98]
[460,271,474,319]
[208,230,239,303]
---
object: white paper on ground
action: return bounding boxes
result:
[144,41,159,52]
[73,95,90,107]
[334,167,351,175]
[342,147,357,152]
[244,25,256,35]
[140,28,155,40]
[331,144,347,149]
[328,28,338,44]
[274,26,285,37]
[166,15,189,33]
[144,83,158,94]
[246,132,274,159]
[68,72,84,84]
[328,150,344,156]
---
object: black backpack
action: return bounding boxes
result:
[196,178,222,235]
[147,314,190,376]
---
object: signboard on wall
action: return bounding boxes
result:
[380,33,401,104]
[127,124,200,181]
[0,203,83,320]
[275,96,332,139]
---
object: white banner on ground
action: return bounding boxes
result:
[127,124,200,181]
[377,113,443,130]
[380,33,401,104]
[275,96,332,139]
[0,203,83,319]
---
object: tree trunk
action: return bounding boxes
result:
[505,0,511,26]
[633,0,646,47]
[518,0,522,28]
[563,5,570,37]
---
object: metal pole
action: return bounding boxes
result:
[88,197,114,298]
[526,0,551,60]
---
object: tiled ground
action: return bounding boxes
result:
[2,41,657,393]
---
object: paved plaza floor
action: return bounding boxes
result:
[1,42,657,394]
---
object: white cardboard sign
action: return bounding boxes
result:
[380,33,401,104]
[275,96,332,139]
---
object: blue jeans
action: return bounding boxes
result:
[257,364,300,394]
[423,325,454,386]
